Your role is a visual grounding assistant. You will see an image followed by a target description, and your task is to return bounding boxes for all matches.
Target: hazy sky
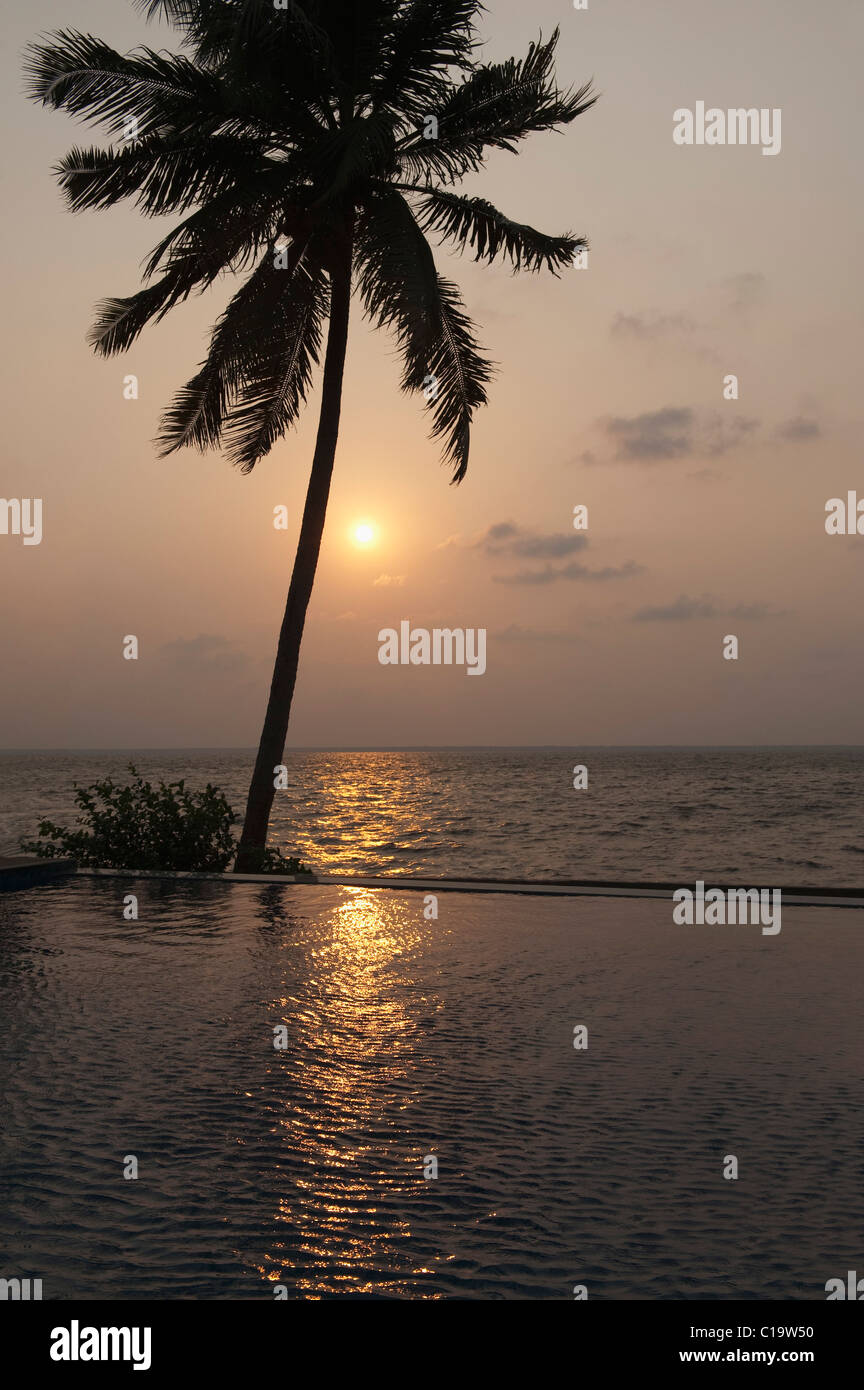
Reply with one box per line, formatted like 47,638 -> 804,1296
2,0 -> 863,748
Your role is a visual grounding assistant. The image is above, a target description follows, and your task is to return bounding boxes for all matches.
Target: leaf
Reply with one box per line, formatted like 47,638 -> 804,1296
414,187 -> 586,272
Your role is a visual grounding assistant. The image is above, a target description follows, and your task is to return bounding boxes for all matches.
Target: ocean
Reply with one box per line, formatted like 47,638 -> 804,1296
1,746 -> 863,885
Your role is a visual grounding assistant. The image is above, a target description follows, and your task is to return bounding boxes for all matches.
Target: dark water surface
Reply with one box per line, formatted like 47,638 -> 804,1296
1,747 -> 863,884
0,878 -> 861,1299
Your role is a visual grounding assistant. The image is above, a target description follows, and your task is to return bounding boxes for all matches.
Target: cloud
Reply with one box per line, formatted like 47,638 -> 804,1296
467,521 -> 641,586
611,311 -> 698,340
702,412 -> 760,456
723,272 -> 766,311
597,407 -> 760,464
373,573 -> 405,587
492,623 -> 585,643
775,416 -> 821,442
606,408 -> 694,461
634,595 -> 787,622
476,522 -> 589,559
509,535 -> 590,559
634,595 -> 718,621
470,520 -> 642,585
480,521 -> 520,545
495,560 -> 644,586
158,634 -> 248,671
484,524 -> 587,558
728,602 -> 788,620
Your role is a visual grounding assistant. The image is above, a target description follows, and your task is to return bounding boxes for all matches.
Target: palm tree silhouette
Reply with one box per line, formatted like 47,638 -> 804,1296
26,0 -> 596,872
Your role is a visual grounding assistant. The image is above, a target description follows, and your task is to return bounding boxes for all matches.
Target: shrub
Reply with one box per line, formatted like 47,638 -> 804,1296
22,764 -> 239,872
236,845 -> 312,876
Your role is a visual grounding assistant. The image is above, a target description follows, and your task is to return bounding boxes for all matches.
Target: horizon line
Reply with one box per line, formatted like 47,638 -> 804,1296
2,744 -> 864,754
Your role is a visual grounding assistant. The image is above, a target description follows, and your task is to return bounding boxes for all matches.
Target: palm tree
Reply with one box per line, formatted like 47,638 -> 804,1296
26,0 -> 596,872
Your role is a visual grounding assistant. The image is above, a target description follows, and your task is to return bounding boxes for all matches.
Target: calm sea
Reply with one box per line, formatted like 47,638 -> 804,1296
1,747 -> 863,885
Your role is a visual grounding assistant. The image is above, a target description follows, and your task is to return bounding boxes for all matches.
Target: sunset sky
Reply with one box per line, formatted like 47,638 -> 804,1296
2,0 -> 862,748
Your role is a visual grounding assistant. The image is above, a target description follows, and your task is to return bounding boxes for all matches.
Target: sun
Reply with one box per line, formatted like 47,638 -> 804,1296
353,522 -> 375,545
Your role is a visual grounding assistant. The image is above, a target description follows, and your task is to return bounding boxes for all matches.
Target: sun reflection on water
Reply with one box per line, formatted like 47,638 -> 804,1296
249,888 -> 446,1297
267,753 -> 449,877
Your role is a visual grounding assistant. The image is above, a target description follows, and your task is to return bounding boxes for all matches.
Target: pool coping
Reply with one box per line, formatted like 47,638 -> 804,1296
0,856 -> 77,891
69,867 -> 864,909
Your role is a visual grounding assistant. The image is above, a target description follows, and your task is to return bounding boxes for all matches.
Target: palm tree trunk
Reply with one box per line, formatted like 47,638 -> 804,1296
234,235 -> 352,872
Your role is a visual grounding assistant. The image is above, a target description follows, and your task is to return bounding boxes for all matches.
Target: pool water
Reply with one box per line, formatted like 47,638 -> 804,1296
0,878 -> 861,1299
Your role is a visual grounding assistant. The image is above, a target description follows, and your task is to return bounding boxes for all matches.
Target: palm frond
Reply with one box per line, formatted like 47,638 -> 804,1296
140,177 -> 290,282
26,30 -> 225,137
355,186 -> 441,345
356,189 -> 493,479
156,241 -> 310,455
413,187 -> 586,273
133,0 -> 199,25
54,135 -> 275,216
223,249 -> 330,471
368,0 -> 477,122
398,29 -> 596,183
321,0 -> 404,111
189,0 -> 336,87
87,273 -> 195,356
90,181 -> 293,354
421,275 -> 494,481
182,2 -> 339,134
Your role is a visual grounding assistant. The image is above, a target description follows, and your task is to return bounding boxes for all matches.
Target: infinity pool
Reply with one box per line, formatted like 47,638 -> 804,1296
0,878 -> 861,1299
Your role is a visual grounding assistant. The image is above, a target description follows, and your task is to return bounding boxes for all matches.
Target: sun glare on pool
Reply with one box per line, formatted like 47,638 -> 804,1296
353,523 -> 375,545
